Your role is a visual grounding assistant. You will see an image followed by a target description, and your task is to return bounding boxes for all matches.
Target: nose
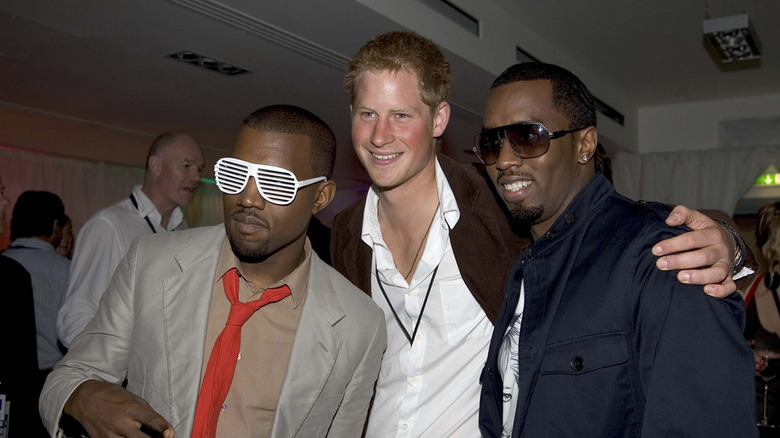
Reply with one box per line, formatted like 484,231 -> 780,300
370,116 -> 394,147
493,137 -> 523,171
236,176 -> 267,210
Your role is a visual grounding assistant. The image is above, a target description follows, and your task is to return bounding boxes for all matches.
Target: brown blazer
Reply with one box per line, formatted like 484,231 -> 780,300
330,154 -> 530,323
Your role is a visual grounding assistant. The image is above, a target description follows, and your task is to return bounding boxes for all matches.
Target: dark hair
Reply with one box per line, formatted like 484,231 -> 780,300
344,30 -> 453,114
242,105 -> 337,179
492,62 -> 596,130
755,202 -> 780,274
10,191 -> 66,240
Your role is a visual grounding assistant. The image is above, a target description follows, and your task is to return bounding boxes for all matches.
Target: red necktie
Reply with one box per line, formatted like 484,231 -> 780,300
192,268 -> 291,438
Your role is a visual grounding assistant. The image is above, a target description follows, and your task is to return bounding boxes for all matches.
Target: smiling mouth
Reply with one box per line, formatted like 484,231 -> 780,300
503,180 -> 532,192
371,152 -> 400,160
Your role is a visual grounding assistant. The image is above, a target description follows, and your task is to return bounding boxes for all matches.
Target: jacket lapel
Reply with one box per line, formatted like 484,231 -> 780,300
272,254 -> 344,437
340,198 -> 373,295
163,225 -> 224,432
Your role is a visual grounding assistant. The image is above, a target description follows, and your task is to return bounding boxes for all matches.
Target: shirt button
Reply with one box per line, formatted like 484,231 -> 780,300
221,403 -> 227,412
237,352 -> 242,361
570,355 -> 584,371
415,334 -> 422,341
410,379 -> 418,387
564,213 -> 576,224
401,423 -> 408,430
546,230 -> 556,240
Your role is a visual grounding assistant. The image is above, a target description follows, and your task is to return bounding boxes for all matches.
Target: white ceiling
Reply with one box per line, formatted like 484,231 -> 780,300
1,0 -> 778,192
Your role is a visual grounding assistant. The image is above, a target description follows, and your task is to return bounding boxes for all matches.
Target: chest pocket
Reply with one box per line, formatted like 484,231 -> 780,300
540,332 -> 628,375
440,278 -> 493,345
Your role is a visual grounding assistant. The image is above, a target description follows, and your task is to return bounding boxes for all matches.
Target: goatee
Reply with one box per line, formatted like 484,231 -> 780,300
509,204 -> 543,226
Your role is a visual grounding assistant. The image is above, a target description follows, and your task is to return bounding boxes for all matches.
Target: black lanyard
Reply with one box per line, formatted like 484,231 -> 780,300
129,193 -> 158,234
376,264 -> 439,346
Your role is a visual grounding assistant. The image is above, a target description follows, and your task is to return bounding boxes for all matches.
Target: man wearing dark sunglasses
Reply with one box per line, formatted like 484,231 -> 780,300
478,63 -> 756,437
40,105 -> 386,438
331,31 -> 753,437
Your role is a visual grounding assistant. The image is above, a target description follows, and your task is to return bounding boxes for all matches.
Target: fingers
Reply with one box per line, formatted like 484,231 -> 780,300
655,245 -> 734,297
652,227 -> 726,258
65,380 -> 173,438
138,411 -> 174,438
702,277 -> 736,297
664,205 -> 691,227
664,205 -> 716,230
671,264 -> 734,297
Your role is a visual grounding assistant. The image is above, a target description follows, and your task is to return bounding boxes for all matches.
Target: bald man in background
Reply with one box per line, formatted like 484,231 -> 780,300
57,131 -> 205,347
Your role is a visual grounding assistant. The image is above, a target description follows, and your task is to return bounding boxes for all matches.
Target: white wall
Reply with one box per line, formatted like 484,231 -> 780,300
638,92 -> 780,153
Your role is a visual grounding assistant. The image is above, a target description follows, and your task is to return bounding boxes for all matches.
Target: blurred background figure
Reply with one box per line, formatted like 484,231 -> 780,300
744,201 -> 780,433
0,184 -> 50,437
55,215 -> 74,260
57,131 -> 204,348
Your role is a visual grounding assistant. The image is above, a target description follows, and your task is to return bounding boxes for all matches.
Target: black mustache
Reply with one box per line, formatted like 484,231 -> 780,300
495,170 -> 533,183
229,208 -> 269,227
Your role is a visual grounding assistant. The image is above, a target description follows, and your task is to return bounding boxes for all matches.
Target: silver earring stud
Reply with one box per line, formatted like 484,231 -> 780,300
583,155 -> 588,161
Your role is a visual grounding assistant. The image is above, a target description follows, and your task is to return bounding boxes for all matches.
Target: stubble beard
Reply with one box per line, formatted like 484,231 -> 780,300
225,221 -> 270,263
508,203 -> 543,226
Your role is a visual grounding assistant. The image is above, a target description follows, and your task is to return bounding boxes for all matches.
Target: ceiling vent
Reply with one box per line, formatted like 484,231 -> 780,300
166,51 -> 250,76
419,0 -> 479,36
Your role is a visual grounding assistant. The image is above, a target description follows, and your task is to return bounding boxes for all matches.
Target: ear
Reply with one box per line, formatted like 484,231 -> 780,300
576,126 -> 598,165
312,179 -> 336,214
148,155 -> 163,176
432,101 -> 450,138
48,220 -> 63,246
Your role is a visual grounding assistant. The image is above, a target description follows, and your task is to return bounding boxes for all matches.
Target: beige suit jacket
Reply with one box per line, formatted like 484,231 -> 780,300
40,225 -> 386,437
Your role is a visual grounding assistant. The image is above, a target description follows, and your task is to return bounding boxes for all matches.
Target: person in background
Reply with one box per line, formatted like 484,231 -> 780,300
40,105 -> 386,438
3,191 -> 69,372
744,202 -> 780,429
57,131 -> 204,347
330,30 -> 752,437
1,189 -> 65,437
477,62 -> 755,437
55,215 -> 74,260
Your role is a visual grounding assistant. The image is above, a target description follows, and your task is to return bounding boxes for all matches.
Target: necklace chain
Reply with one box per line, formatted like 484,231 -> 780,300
403,200 -> 440,280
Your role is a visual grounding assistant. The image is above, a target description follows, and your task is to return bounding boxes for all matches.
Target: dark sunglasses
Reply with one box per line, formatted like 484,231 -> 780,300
473,122 -> 586,165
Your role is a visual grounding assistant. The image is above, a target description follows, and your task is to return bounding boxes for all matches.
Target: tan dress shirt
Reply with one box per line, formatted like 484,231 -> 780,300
200,237 -> 310,437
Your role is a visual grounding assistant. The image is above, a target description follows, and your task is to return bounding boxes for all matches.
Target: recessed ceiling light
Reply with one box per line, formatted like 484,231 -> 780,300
166,51 -> 250,76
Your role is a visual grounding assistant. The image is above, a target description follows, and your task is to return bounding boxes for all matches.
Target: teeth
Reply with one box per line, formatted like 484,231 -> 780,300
372,152 -> 400,160
503,180 -> 532,191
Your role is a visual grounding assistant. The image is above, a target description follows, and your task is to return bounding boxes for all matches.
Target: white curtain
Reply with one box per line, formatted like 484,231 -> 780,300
612,145 -> 780,216
0,146 -> 222,250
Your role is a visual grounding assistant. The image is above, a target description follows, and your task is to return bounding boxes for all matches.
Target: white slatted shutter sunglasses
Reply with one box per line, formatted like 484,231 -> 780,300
214,157 -> 326,205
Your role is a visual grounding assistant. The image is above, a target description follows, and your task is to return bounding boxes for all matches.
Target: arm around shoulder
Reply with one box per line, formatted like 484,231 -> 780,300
636,225 -> 756,436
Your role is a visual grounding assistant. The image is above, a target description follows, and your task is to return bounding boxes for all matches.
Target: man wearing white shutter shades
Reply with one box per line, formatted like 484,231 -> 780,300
40,105 -> 385,438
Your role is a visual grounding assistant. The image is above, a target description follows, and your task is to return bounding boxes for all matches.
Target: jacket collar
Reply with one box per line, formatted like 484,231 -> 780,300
526,173 -> 613,257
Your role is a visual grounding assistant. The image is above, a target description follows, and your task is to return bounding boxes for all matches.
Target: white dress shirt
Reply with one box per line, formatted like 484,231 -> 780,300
363,159 -> 494,437
57,185 -> 186,346
3,237 -> 70,369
